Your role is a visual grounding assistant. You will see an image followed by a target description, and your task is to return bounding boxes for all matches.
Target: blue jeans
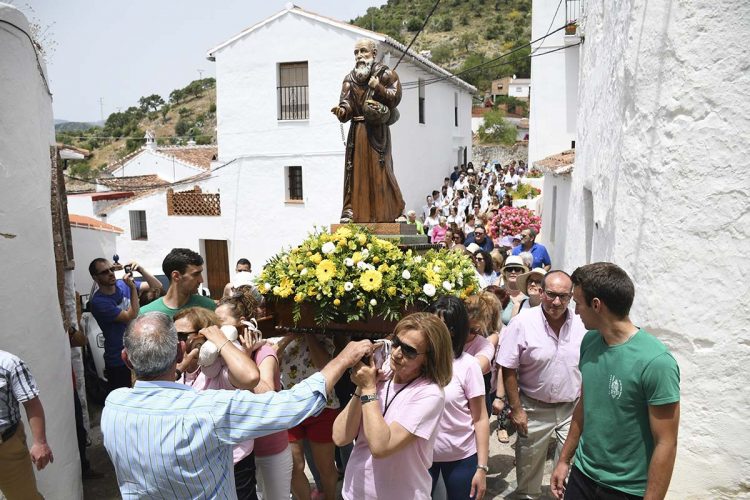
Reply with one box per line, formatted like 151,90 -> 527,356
429,453 -> 478,499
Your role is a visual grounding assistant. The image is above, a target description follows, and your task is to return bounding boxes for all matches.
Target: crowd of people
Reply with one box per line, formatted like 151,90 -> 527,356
1,214 -> 680,499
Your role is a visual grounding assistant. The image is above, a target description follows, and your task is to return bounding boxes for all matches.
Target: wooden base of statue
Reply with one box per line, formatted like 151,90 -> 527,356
330,222 -> 436,251
257,300 -> 418,339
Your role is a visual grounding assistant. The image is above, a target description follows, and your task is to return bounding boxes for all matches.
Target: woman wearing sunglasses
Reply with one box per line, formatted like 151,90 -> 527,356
333,313 -> 453,500
173,306 -> 262,499
500,256 -> 529,326
427,297 -> 490,500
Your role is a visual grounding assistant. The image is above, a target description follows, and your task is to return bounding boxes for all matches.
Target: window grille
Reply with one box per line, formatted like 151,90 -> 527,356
418,79 -> 425,124
286,166 -> 303,200
278,62 -> 309,120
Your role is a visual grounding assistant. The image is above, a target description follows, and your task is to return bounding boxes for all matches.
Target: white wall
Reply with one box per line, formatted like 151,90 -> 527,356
110,149 -> 203,182
66,194 -> 96,217
70,226 -> 118,296
528,0 -> 578,164
0,4 -> 81,498
212,9 -> 472,216
562,0 -> 750,496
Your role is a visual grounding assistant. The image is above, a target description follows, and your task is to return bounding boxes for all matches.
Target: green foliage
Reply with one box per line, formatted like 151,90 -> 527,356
125,128 -> 144,153
138,94 -> 165,113
512,182 -> 541,200
175,118 -> 192,137
209,102 -> 217,114
406,17 -> 422,31
178,107 -> 193,118
478,109 -> 516,145
494,95 -> 529,116
430,43 -> 453,64
432,16 -> 453,32
195,135 -> 213,145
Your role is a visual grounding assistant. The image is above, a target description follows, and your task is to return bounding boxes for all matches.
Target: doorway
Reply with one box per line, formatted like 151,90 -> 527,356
203,239 -> 229,299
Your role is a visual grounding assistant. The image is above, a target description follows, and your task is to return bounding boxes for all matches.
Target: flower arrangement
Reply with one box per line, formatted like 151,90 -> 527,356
257,225 -> 478,326
512,183 -> 542,200
489,206 -> 542,239
525,169 -> 544,178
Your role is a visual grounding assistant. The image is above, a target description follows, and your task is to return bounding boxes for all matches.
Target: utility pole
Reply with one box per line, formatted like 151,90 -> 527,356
197,69 -> 204,80
98,97 -> 104,122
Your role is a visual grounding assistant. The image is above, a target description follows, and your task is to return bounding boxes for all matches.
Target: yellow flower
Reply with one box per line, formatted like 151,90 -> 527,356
352,251 -> 362,263
357,233 -> 367,245
348,241 -> 357,250
356,299 -> 365,308
315,259 -> 336,283
335,227 -> 352,238
297,264 -> 304,270
337,239 -> 348,247
378,263 -> 389,273
310,253 -> 322,265
359,269 -> 383,291
294,293 -> 305,303
333,298 -> 341,306
372,256 -> 381,264
387,286 -> 397,297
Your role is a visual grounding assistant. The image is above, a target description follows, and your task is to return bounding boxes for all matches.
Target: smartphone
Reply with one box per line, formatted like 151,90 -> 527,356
124,264 -> 132,275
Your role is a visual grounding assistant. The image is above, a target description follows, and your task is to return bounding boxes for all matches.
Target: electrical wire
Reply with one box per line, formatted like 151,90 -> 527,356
529,0 -> 564,56
393,0 -> 442,71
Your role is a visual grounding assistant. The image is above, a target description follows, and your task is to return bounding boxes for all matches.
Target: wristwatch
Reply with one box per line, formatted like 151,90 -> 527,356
476,464 -> 489,472
360,394 -> 378,405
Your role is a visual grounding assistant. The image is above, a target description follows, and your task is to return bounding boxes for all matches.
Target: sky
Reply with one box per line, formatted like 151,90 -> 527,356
18,1 -> 385,122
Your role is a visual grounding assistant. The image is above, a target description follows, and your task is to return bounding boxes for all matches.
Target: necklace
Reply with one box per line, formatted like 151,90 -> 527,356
382,377 -> 417,417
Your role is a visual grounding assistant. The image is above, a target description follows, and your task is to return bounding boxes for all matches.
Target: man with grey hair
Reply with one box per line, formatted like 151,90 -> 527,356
406,209 -> 424,235
102,312 -> 374,498
332,38 -> 404,223
512,227 -> 551,271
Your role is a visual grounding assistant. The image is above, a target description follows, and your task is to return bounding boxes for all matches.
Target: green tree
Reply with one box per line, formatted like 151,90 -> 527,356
430,43 -> 453,64
169,88 -> 185,104
138,94 -> 165,113
477,109 -> 517,145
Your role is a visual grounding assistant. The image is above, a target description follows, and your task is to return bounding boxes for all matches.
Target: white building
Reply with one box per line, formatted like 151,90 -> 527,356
68,215 -> 122,296
1,4 -> 81,498
540,0 -> 750,496
89,5 -> 475,293
527,0 -> 580,165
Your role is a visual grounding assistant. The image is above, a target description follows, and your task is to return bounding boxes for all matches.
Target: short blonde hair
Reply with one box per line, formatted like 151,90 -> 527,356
393,313 -> 453,387
173,307 -> 221,330
479,291 -> 502,333
464,295 -> 494,336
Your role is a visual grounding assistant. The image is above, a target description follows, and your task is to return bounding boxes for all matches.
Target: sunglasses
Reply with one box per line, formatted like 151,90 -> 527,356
505,267 -> 524,274
392,336 -> 428,360
527,279 -> 542,287
177,330 -> 199,342
543,290 -> 572,302
96,267 -> 116,276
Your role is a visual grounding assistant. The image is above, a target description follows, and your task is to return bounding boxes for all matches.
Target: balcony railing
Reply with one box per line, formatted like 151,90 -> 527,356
566,0 -> 584,34
278,85 -> 309,120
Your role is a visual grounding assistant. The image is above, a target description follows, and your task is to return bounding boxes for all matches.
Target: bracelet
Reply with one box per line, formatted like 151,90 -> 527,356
217,339 -> 231,354
476,464 -> 489,472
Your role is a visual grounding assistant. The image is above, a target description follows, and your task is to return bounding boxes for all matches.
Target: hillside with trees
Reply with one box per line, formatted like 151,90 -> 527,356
56,78 -> 217,179
352,0 -> 532,91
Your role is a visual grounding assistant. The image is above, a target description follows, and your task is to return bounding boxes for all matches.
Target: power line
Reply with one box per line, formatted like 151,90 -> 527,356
400,23 -> 572,89
530,0 -> 564,56
393,0 -> 442,71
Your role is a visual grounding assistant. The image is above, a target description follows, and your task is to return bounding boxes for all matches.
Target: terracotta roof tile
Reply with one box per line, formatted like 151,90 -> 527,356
68,214 -> 124,234
155,145 -> 217,170
533,150 -> 575,175
98,174 -> 169,190
64,175 -> 97,194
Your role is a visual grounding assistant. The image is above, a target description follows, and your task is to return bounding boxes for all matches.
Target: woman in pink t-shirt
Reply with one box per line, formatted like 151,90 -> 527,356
173,306 -> 261,500
428,297 -> 490,499
216,289 -> 293,500
333,313 -> 453,500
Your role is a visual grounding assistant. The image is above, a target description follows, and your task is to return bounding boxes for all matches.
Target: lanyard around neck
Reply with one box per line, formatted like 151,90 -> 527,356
382,377 -> 417,417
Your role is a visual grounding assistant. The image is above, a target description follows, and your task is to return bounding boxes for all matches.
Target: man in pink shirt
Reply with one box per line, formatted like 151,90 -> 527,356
495,271 -> 586,499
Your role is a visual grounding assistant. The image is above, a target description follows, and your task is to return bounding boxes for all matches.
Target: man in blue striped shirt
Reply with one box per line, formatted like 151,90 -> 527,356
102,312 -> 374,499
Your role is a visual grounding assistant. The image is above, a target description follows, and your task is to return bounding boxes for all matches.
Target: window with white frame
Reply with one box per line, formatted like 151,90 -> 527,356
129,210 -> 148,240
278,62 -> 309,120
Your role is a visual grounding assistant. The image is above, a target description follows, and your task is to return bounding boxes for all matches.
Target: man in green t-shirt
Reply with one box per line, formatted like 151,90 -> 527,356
551,262 -> 680,500
139,248 -> 216,318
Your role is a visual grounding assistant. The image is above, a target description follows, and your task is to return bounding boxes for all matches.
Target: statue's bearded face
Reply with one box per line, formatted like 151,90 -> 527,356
353,42 -> 375,81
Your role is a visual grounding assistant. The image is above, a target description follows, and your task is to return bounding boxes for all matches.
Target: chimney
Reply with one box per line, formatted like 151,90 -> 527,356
144,130 -> 156,150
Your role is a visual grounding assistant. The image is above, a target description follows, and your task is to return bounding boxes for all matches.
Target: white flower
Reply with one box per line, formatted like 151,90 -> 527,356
423,283 -> 436,297
321,242 -> 336,255
433,265 -> 442,273
344,258 -> 354,267
344,282 -> 354,291
300,268 -> 308,276
442,281 -> 453,291
365,263 -> 375,271
370,299 -> 377,306
402,270 -> 411,279
361,248 -> 369,258
414,256 -> 423,263
263,283 -> 271,291
357,261 -> 367,270
457,275 -> 464,286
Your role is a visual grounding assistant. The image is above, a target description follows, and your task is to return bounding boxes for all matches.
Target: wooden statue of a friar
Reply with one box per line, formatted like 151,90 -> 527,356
331,38 -> 405,223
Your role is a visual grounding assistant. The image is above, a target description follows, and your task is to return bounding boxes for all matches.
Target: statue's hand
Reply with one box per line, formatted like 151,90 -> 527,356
331,106 -> 345,120
368,76 -> 379,89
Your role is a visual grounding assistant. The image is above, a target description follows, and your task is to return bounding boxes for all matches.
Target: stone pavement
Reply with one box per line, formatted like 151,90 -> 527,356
83,405 -> 555,499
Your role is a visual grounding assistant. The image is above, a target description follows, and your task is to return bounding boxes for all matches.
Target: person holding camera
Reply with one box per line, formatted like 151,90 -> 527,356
88,258 -> 162,390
